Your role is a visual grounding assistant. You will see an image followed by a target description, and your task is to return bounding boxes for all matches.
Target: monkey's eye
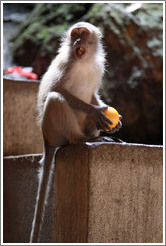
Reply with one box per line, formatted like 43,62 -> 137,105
81,31 -> 87,37
71,32 -> 78,38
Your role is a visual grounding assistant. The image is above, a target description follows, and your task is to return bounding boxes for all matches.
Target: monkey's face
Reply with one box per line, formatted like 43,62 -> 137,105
70,27 -> 91,59
70,24 -> 98,59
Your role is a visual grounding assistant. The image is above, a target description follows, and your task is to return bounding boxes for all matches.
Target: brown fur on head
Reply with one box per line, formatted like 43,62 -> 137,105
61,22 -> 103,60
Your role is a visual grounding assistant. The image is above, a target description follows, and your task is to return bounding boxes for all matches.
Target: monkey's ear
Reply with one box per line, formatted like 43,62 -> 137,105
96,27 -> 103,40
61,31 -> 68,42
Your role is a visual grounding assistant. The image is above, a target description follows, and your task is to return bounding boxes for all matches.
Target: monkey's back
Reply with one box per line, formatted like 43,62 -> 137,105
37,54 -> 68,122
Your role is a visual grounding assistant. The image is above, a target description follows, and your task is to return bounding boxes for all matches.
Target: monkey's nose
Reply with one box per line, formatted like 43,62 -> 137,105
74,38 -> 81,46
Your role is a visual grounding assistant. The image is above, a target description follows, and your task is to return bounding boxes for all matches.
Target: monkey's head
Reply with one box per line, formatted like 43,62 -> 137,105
67,22 -> 103,59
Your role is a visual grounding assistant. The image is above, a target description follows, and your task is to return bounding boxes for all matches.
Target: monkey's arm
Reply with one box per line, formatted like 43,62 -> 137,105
91,93 -> 107,107
55,86 -> 112,131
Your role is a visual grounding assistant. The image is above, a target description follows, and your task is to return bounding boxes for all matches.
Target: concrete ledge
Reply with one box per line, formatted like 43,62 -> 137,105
3,77 -> 43,155
54,142 -> 163,243
3,154 -> 54,243
3,142 -> 163,243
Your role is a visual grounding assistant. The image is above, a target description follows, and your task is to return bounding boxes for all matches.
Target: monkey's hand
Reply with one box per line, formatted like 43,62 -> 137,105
101,115 -> 122,134
110,116 -> 122,133
92,105 -> 113,131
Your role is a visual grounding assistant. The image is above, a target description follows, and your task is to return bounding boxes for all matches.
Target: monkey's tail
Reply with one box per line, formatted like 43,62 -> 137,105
30,141 -> 55,243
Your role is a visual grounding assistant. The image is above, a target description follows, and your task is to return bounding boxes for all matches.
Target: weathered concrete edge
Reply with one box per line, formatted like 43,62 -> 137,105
3,76 -> 40,84
3,142 -> 163,159
3,153 -> 42,159
83,141 -> 163,149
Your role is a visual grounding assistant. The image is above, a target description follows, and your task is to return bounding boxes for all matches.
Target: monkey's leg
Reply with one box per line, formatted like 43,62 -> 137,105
99,133 -> 124,143
83,114 -> 100,137
42,92 -> 85,146
30,141 -> 55,243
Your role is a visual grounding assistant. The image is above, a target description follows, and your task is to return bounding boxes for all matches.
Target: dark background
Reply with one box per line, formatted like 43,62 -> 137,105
3,2 -> 163,145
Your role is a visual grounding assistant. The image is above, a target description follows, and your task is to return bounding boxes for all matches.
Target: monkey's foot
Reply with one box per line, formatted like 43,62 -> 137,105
78,135 -> 123,144
100,131 -> 124,143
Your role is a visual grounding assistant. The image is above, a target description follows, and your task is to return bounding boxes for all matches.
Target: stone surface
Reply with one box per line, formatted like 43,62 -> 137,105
3,142 -> 163,243
54,142 -> 163,243
3,77 -> 43,155
87,143 -> 163,243
3,154 -> 54,243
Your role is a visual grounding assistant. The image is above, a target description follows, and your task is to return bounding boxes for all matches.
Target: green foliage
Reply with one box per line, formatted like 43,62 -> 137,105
12,3 -> 91,56
135,3 -> 163,29
12,2 -> 163,79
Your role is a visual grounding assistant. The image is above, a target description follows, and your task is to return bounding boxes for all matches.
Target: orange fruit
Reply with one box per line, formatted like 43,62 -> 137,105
104,107 -> 120,131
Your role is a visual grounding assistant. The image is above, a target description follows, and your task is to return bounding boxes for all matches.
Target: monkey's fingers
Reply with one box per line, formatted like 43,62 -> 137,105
104,127 -> 118,134
96,120 -> 102,130
119,115 -> 122,120
110,120 -> 122,133
116,120 -> 122,129
110,128 -> 119,133
96,106 -> 113,125
96,118 -> 107,131
101,119 -> 122,133
102,113 -> 113,126
99,117 -> 112,131
95,117 -> 110,131
100,106 -> 108,112
102,120 -> 112,131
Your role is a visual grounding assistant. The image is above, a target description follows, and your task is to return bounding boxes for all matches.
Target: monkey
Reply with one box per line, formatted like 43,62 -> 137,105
30,22 -> 122,243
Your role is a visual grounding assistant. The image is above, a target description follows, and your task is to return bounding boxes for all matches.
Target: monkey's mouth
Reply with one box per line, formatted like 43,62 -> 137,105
75,47 -> 86,58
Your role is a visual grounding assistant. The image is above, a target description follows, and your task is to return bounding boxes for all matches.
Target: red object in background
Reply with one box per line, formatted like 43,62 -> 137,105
5,66 -> 38,80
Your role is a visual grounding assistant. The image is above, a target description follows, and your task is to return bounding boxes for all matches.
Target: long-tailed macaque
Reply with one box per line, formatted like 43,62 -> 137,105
30,22 -> 121,243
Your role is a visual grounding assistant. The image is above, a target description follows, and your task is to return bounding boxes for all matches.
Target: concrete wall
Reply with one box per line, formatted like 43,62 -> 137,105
3,142 -> 163,243
54,142 -> 163,243
3,154 -> 54,243
3,77 -> 43,155
87,143 -> 163,243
